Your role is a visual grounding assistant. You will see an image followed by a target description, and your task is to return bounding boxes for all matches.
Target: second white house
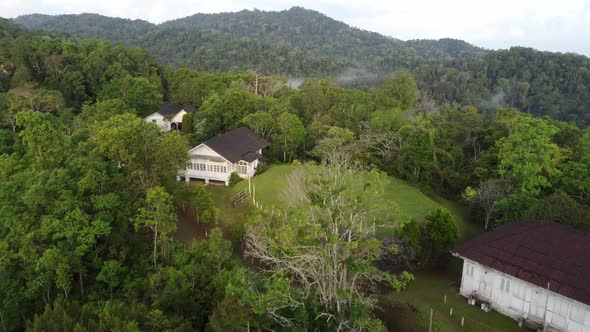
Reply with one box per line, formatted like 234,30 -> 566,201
143,103 -> 197,131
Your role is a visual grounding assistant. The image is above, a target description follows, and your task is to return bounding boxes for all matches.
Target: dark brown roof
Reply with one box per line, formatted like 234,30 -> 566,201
204,127 -> 269,163
453,221 -> 590,306
184,105 -> 198,113
157,103 -> 182,116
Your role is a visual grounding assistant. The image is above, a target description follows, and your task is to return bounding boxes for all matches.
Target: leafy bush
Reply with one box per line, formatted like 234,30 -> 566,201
374,237 -> 417,274
395,218 -> 421,253
254,162 -> 270,175
525,192 -> 590,229
420,208 -> 459,265
200,208 -> 217,224
229,172 -> 242,186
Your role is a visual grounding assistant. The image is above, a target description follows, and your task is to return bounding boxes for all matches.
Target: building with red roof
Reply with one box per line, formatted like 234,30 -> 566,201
452,221 -> 590,331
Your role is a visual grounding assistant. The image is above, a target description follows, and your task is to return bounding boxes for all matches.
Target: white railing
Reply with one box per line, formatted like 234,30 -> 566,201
184,169 -> 230,181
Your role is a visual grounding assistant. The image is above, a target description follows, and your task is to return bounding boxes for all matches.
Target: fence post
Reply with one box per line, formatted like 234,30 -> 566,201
444,294 -> 447,304
450,308 -> 453,316
461,316 -> 464,327
429,308 -> 433,332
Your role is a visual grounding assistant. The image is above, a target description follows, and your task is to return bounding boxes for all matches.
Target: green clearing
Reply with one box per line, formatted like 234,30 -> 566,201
208,186 -> 253,243
381,270 -> 522,332
186,165 -> 499,330
232,164 -> 481,239
177,165 -> 481,243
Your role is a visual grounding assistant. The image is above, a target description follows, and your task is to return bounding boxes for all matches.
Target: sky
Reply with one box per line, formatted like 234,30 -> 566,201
2,0 -> 589,56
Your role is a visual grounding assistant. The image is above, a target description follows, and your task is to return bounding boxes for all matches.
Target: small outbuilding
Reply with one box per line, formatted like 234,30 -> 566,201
143,103 -> 197,131
452,221 -> 590,332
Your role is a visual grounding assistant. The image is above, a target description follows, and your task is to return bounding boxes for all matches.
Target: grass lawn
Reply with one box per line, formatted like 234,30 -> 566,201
233,164 -> 483,239
233,164 -> 296,210
175,165 -> 514,331
381,270 -> 522,332
174,184 -> 252,253
208,186 -> 253,244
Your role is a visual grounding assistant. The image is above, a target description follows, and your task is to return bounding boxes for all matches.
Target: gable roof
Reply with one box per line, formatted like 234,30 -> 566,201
203,127 -> 269,163
452,221 -> 590,306
184,105 -> 198,113
157,103 -> 183,116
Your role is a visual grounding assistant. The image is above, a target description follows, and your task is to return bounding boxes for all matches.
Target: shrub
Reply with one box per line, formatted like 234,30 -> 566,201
525,192 -> 590,229
374,237 -> 417,274
395,218 -> 420,253
200,209 -> 213,224
421,208 -> 458,265
229,172 -> 242,186
254,162 -> 269,175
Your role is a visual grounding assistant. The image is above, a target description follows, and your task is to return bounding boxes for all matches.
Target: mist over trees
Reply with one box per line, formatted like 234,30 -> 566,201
13,8 -> 590,127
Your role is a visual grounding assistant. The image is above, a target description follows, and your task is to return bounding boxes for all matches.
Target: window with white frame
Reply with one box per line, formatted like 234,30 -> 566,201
500,277 -> 511,293
236,161 -> 248,175
548,295 -> 568,319
512,280 -> 524,299
570,305 -> 585,324
465,263 -> 475,277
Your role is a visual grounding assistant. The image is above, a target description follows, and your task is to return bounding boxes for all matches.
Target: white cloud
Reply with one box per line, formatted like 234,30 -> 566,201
2,0 -> 589,56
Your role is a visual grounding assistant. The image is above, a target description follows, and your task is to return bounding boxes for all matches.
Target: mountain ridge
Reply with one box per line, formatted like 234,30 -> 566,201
13,8 -> 487,76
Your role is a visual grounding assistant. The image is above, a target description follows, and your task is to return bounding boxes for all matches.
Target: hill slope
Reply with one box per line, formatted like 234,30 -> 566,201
11,9 -> 590,126
14,8 -> 486,75
232,165 -> 478,239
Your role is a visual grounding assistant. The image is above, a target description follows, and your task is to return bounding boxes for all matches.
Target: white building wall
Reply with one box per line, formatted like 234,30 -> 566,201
144,110 -> 189,131
144,112 -> 171,131
181,144 -> 262,185
170,110 -> 187,123
459,259 -> 590,332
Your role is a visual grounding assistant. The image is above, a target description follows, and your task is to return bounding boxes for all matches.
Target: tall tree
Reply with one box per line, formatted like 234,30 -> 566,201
464,179 -> 512,230
134,186 -> 177,270
274,112 -> 304,162
496,116 -> 564,195
243,159 -> 410,330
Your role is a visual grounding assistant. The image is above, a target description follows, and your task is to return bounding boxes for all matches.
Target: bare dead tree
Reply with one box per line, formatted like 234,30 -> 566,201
279,165 -> 309,207
416,95 -> 440,115
357,122 -> 404,162
467,179 -> 512,231
244,159 -> 408,331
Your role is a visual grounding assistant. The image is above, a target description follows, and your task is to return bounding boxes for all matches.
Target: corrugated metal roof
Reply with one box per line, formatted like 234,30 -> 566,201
453,221 -> 590,306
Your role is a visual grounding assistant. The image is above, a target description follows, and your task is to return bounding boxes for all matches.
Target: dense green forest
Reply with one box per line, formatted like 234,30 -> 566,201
2,15 -> 590,331
13,7 -> 590,127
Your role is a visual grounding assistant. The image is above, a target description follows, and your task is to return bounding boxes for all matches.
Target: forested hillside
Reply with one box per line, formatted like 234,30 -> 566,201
3,15 -> 590,331
12,8 -> 590,127
15,8 -> 486,74
5,12 -> 590,331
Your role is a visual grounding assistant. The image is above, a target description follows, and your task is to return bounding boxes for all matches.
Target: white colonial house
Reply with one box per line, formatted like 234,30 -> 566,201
143,103 -> 197,131
178,127 -> 270,185
452,221 -> 590,332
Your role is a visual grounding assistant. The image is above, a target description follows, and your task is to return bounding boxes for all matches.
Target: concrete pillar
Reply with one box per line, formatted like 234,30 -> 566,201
176,176 -> 181,182
184,175 -> 189,182
205,178 -> 210,185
